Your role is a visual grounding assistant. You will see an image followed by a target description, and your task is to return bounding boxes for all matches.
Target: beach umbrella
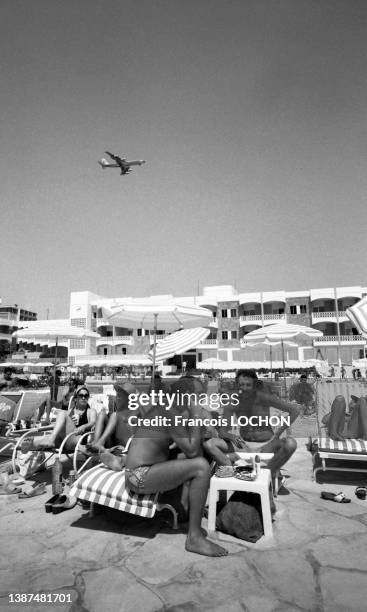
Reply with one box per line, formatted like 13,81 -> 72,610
149,327 -> 210,362
13,320 -> 99,397
102,300 -> 212,380
244,323 -> 323,389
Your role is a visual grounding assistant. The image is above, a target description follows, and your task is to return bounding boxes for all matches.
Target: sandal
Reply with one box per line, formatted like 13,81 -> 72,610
18,482 -> 47,499
321,491 -> 351,503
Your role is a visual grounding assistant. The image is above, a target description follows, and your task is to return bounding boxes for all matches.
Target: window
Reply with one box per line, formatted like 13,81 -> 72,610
290,305 -> 297,315
230,309 -> 237,318
69,339 -> 86,349
221,309 -> 228,318
300,304 -> 307,314
231,331 -> 237,339
137,329 -> 142,336
103,348 -> 108,356
198,353 -> 202,362
213,311 -> 217,319
70,318 -> 87,328
222,331 -> 228,340
122,347 -> 126,355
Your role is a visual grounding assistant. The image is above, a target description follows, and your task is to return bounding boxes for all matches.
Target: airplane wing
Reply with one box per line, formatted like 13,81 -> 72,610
105,151 -> 125,165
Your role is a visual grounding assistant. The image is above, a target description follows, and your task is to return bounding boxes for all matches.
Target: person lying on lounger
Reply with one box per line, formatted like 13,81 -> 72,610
101,376 -> 228,558
322,394 -> 367,441
22,386 -> 97,452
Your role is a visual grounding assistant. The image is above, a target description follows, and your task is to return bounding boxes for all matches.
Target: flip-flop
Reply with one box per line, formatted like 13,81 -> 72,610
20,438 -> 35,453
0,485 -> 22,495
18,482 -> 47,499
355,486 -> 367,500
321,491 -> 351,503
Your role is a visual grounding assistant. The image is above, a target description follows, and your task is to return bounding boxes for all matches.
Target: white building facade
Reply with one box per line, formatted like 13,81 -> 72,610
63,285 -> 367,368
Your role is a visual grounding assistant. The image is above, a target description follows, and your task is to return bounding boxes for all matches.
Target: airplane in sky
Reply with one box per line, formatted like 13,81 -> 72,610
98,151 -> 146,175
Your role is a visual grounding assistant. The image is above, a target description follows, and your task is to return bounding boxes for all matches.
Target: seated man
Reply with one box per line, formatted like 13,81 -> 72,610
87,381 -> 138,455
323,394 -> 367,440
102,375 -> 227,557
22,386 -> 97,452
220,369 -> 300,486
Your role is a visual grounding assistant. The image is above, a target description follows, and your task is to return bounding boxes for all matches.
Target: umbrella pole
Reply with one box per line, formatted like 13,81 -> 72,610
151,313 -> 158,383
53,336 -> 58,402
281,339 -> 287,397
270,345 -> 273,380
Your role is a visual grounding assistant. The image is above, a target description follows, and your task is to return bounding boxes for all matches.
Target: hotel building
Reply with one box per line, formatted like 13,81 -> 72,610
58,285 -> 367,368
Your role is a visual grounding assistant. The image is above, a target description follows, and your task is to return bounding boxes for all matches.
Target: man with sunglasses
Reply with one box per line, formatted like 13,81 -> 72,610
22,387 -> 97,452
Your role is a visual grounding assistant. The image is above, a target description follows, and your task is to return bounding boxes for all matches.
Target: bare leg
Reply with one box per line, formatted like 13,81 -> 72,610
347,398 -> 367,439
88,412 -> 110,451
327,396 -> 347,440
130,457 -> 227,557
259,437 -> 297,475
33,412 -> 72,448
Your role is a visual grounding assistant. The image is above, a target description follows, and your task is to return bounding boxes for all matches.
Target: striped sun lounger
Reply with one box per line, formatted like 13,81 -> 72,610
69,464 -> 178,526
312,437 -> 367,478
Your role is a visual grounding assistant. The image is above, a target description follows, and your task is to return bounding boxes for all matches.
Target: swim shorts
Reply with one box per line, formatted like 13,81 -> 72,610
125,466 -> 151,491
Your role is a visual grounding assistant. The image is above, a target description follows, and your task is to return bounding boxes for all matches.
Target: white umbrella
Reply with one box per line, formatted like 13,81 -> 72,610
13,320 -> 99,397
149,327 -> 210,362
102,300 -> 212,380
244,323 -> 323,387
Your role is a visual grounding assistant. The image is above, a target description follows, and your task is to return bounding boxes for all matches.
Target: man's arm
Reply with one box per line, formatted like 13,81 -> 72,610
258,390 -> 300,437
218,405 -> 248,448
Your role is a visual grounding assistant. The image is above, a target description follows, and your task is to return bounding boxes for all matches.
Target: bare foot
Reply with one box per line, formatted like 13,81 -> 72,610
100,452 -> 125,471
185,534 -> 228,557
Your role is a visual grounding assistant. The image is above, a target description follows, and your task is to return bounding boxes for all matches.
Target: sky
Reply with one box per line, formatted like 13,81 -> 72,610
1,0 -> 367,319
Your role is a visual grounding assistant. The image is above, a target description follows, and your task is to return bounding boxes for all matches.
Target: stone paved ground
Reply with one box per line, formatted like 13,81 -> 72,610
1,439 -> 367,612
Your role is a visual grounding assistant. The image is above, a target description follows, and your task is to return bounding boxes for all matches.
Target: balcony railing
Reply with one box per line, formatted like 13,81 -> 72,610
96,336 -> 133,345
311,311 -> 347,320
199,339 -> 218,345
240,313 -> 286,323
314,335 -> 365,343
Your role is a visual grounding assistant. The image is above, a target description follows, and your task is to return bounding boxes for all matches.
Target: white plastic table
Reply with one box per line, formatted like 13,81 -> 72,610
207,468 -> 273,538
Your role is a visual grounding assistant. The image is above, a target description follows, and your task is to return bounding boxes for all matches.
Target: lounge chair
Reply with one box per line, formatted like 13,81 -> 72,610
0,390 -> 51,466
311,380 -> 367,478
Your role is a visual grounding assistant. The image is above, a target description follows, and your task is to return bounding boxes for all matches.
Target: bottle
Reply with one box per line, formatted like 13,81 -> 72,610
254,455 -> 261,478
68,470 -> 76,486
52,458 -> 63,495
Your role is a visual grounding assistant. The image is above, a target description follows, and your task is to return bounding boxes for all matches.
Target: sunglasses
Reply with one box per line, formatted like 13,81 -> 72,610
77,393 -> 89,399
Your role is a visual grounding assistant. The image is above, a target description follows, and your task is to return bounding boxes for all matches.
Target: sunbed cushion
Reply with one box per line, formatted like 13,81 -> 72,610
69,464 -> 158,518
316,437 -> 367,454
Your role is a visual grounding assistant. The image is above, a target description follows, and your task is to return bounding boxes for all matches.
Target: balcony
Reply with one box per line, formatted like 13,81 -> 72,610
311,311 -> 348,323
314,335 -> 365,345
240,313 -> 286,326
197,338 -> 218,348
96,336 -> 133,346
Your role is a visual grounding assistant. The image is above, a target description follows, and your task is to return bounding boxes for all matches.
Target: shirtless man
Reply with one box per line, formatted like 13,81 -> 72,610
220,370 -> 299,482
323,394 -> 367,440
102,376 -> 228,557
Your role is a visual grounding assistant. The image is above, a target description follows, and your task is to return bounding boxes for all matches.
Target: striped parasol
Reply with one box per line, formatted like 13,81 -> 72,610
149,327 -> 210,362
346,296 -> 367,338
